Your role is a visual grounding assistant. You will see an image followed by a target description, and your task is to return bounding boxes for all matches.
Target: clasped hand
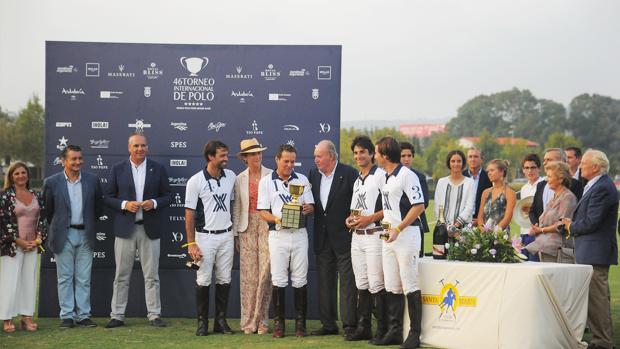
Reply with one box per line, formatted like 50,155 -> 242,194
125,200 -> 154,213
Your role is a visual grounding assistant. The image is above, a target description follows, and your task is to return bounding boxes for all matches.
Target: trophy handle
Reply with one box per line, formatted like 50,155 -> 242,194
201,57 -> 209,69
180,57 -> 188,69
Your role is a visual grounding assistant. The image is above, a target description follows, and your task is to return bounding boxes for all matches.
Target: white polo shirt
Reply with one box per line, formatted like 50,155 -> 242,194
380,164 -> 424,227
185,168 -> 236,230
350,165 -> 385,229
257,171 -> 314,230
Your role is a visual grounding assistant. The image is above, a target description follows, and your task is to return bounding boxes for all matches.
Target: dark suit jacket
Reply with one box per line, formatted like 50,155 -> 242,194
43,171 -> 103,254
462,168 -> 492,218
104,159 -> 172,240
570,174 -> 618,265
309,163 -> 358,255
528,178 -> 584,225
411,167 -> 429,233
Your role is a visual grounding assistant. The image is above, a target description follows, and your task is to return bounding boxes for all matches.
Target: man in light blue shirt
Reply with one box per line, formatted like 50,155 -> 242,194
43,145 -> 103,328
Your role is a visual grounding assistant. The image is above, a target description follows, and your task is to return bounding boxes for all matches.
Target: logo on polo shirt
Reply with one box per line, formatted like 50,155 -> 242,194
382,191 -> 392,210
355,193 -> 368,210
213,193 -> 228,212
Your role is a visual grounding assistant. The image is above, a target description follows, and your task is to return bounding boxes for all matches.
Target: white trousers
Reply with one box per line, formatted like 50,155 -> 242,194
268,228 -> 308,288
351,233 -> 384,294
382,226 -> 421,295
196,231 -> 234,286
0,248 -> 38,319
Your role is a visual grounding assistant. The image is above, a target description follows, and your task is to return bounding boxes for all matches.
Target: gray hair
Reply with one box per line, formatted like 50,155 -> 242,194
468,147 -> 483,159
317,140 -> 338,160
584,149 -> 610,174
544,148 -> 567,162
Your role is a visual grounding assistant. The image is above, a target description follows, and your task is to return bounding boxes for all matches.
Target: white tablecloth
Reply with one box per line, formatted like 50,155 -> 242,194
403,258 -> 593,349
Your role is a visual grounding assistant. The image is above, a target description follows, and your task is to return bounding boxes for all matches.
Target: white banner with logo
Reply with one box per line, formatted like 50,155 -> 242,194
405,258 -> 592,349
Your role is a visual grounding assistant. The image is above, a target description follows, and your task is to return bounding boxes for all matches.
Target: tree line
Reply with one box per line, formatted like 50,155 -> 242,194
1,89 -> 618,179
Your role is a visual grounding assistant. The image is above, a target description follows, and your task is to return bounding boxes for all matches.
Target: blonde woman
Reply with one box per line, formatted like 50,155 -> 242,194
478,159 -> 516,231
232,138 -> 273,334
0,162 -> 47,332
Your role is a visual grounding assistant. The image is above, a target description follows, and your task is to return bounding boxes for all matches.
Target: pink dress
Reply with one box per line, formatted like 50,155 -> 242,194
15,196 -> 40,242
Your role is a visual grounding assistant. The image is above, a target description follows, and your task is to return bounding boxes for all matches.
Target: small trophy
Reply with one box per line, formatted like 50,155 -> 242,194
380,220 -> 391,241
281,184 -> 306,229
349,209 -> 362,232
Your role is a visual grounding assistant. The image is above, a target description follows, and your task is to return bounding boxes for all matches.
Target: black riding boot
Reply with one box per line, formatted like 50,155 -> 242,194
195,285 -> 209,336
400,291 -> 422,348
373,291 -> 404,346
368,289 -> 387,344
272,286 -> 286,338
346,289 -> 372,341
213,283 -> 233,334
294,286 -> 307,337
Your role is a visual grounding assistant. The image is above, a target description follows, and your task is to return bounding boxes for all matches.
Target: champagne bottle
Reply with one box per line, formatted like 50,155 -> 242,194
433,204 -> 448,259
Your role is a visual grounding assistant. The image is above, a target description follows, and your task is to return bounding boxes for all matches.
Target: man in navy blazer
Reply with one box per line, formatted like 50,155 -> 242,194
561,150 -> 618,349
308,140 -> 359,336
104,133 -> 172,328
43,145 -> 103,328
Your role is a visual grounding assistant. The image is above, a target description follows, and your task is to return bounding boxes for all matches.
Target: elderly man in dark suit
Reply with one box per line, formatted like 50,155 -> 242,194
462,147 -> 491,225
104,133 -> 172,328
43,145 -> 103,328
309,140 -> 358,337
561,149 -> 618,349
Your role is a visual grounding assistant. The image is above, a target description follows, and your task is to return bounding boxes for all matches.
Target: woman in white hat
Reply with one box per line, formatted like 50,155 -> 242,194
232,138 -> 273,334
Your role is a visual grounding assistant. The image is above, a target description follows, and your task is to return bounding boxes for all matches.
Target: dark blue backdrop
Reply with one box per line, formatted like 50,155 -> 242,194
42,41 -> 341,319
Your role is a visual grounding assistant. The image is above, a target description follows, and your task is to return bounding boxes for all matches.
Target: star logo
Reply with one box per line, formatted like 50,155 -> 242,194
57,136 -> 69,150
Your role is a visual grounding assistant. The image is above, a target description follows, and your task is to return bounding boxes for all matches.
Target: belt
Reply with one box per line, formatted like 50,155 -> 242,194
135,220 -> 144,225
69,224 -> 85,230
354,227 -> 383,235
200,226 -> 232,235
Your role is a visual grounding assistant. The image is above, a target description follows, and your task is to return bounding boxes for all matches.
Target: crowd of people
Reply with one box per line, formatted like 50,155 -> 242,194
0,134 -> 617,349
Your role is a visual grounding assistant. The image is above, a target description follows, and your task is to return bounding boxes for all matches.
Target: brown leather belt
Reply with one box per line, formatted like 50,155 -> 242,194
354,227 -> 383,235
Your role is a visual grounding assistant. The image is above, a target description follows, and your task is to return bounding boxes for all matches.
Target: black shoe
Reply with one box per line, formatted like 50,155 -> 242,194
346,289 -> 372,341
150,318 -> 167,327
60,318 -> 74,328
311,327 -> 339,336
400,291 -> 422,349
105,319 -> 125,328
76,318 -> 97,328
196,285 -> 209,336
213,283 -> 233,334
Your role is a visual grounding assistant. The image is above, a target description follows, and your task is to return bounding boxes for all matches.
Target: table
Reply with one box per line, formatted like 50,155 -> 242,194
403,258 -> 593,349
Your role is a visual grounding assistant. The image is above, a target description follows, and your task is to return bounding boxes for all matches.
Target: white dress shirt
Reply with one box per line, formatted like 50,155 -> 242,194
121,158 -> 156,221
319,163 -> 337,209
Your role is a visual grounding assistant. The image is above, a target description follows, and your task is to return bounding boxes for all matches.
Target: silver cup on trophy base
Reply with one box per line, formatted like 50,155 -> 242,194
281,184 -> 305,229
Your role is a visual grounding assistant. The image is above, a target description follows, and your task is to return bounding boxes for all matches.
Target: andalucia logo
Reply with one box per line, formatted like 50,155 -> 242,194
422,279 -> 477,321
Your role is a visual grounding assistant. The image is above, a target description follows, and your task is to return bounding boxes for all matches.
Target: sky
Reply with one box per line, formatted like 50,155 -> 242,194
1,0 -> 619,123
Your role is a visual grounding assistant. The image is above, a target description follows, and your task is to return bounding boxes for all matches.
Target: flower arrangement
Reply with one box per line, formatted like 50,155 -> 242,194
446,223 -> 525,263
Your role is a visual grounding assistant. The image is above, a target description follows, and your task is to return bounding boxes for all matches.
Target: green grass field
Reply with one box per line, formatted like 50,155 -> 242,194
1,202 -> 618,348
